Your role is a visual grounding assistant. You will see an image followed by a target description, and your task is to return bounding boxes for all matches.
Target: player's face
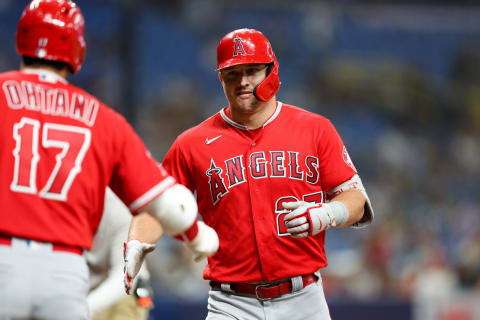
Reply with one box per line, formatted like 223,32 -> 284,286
220,63 -> 268,113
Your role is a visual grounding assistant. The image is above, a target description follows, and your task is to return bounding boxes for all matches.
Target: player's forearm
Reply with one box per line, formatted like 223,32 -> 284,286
329,189 -> 365,227
124,185 -> 218,293
128,211 -> 163,244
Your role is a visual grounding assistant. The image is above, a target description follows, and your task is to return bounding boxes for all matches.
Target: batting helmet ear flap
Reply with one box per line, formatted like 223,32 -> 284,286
253,61 -> 280,102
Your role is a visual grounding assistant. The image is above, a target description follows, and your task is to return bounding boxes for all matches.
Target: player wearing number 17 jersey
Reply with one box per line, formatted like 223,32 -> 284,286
0,1 -> 218,319
158,29 -> 375,319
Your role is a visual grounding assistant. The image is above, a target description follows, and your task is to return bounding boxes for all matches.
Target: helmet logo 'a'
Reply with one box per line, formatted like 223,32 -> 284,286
233,37 -> 247,56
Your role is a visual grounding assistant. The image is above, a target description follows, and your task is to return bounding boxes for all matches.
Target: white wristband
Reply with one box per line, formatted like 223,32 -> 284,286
328,201 -> 349,227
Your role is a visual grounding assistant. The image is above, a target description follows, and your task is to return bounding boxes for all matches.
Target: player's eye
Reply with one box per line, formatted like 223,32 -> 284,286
224,70 -> 239,79
249,65 -> 266,75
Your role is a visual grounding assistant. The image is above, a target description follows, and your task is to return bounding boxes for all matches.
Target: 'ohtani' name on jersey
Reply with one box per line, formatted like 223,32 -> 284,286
3,80 -> 99,127
206,151 -> 319,205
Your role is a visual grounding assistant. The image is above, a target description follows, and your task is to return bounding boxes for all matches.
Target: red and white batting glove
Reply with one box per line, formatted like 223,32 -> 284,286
123,240 -> 156,295
182,221 -> 219,262
282,201 -> 347,238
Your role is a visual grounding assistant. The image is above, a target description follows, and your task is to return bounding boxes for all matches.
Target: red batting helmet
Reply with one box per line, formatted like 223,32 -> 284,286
217,28 -> 280,102
16,0 -> 86,74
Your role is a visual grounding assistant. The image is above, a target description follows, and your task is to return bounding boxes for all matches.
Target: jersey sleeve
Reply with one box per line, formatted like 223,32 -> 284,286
109,117 -> 175,213
318,119 -> 357,193
161,138 -> 196,193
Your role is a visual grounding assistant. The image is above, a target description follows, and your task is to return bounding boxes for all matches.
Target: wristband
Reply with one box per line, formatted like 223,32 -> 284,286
328,201 -> 349,227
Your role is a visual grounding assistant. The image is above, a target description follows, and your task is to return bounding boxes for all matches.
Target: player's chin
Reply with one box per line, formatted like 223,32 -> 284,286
235,96 -> 254,107
238,95 -> 258,107
233,100 -> 252,111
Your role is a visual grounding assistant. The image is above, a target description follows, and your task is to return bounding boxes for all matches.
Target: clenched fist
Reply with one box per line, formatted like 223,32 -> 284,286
185,221 -> 219,262
282,201 -> 336,238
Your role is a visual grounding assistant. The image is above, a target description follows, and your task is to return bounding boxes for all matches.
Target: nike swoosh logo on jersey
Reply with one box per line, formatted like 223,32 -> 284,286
205,135 -> 223,145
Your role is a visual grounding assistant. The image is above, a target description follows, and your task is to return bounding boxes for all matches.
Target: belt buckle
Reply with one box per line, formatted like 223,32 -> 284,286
254,283 -> 272,301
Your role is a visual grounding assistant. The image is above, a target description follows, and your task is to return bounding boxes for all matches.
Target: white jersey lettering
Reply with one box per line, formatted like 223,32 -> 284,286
4,80 -> 99,126
207,152 -> 321,205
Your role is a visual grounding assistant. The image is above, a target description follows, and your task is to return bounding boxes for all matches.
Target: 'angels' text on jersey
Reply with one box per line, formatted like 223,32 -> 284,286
206,151 -> 319,205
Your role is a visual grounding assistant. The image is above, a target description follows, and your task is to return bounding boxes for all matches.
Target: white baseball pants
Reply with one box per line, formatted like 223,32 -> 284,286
0,238 -> 90,320
206,273 -> 331,320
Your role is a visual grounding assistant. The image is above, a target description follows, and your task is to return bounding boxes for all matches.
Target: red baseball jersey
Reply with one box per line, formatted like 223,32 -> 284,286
162,102 -> 357,282
0,69 -> 174,249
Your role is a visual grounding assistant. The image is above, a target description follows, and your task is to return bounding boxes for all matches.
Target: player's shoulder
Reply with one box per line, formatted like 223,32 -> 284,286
68,83 -> 127,126
0,70 -> 18,78
0,70 -> 24,83
280,102 -> 331,124
279,102 -> 337,136
64,81 -> 106,107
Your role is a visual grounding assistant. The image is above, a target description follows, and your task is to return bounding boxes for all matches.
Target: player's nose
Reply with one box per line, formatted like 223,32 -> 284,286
239,73 -> 252,87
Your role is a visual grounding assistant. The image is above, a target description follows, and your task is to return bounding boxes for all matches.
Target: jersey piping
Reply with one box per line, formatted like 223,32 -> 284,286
21,68 -> 68,84
129,176 -> 175,211
219,102 -> 283,130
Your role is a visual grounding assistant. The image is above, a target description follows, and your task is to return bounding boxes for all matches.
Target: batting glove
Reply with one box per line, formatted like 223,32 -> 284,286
185,221 -> 219,262
123,240 -> 156,295
282,201 -> 336,238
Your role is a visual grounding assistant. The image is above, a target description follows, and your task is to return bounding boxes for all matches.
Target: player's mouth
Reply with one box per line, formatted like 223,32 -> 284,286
237,90 -> 252,98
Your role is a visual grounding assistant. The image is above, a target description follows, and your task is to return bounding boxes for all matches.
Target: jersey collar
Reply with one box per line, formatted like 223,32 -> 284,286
220,101 -> 283,130
21,68 -> 68,84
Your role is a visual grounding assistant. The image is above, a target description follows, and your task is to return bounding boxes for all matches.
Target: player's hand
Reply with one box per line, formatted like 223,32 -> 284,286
282,201 -> 335,238
186,221 -> 219,262
123,240 -> 156,295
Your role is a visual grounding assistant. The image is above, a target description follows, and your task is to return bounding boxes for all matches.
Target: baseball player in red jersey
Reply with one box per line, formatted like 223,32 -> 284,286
127,28 -> 374,319
0,1 -> 218,319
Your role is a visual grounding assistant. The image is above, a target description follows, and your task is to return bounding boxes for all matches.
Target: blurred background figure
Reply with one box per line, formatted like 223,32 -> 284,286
87,189 -> 156,320
2,1 -> 479,319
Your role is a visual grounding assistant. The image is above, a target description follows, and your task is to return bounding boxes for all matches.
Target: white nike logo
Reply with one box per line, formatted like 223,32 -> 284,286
205,135 -> 223,145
